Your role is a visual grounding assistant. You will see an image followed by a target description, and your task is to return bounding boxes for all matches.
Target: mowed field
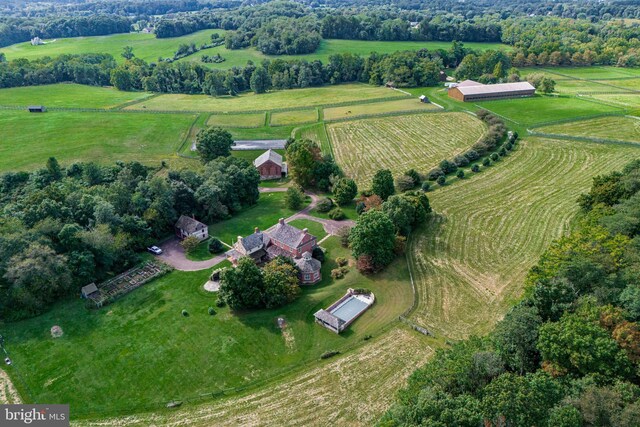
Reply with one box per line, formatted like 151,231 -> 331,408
536,115 -> 640,143
0,30 -> 223,63
3,236 -> 413,417
0,110 -> 195,171
323,98 -> 440,121
0,84 -> 153,109
126,84 -> 398,112
326,113 -> 485,186
207,113 -> 266,128
588,93 -> 640,108
407,137 -> 640,339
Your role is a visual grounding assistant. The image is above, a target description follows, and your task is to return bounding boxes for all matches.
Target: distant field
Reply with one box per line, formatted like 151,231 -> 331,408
0,110 -> 194,171
126,84 -> 396,112
323,98 -> 440,121
539,66 -> 640,80
207,113 -> 265,128
270,109 -> 318,126
0,30 -> 223,63
0,84 -> 152,109
476,95 -> 623,126
409,137 -> 640,338
553,79 -> 622,95
178,38 -> 510,70
588,94 -> 640,108
327,113 -> 485,186
596,78 -> 640,91
536,115 -> 640,143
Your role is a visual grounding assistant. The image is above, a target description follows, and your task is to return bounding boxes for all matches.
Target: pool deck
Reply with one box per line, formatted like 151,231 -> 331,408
314,289 -> 375,334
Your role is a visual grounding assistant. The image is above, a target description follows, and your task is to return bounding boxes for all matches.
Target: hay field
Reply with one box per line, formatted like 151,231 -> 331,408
207,113 -> 265,128
536,115 -> 640,143
270,109 -> 318,126
407,137 -> 640,339
323,98 -> 440,121
327,113 -> 485,187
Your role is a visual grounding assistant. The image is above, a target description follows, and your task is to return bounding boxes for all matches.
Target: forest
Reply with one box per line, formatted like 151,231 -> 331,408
381,159 -> 640,427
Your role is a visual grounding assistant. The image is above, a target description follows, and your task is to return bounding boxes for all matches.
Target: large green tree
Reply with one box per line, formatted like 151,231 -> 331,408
286,139 -> 321,188
332,178 -> 358,206
250,66 -> 271,94
219,257 -> 264,309
372,169 -> 395,201
349,209 -> 396,271
262,257 -> 300,308
493,304 -> 542,374
196,127 -> 235,163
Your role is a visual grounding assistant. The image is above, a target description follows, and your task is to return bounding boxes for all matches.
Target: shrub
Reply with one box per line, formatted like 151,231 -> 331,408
208,307 -> 216,315
421,182 -> 431,192
395,175 -> 416,192
356,254 -> 375,274
465,150 -> 480,162
215,299 -> 226,308
490,153 -> 499,162
180,235 -> 200,254
208,238 -> 224,254
505,142 -> 513,151
394,235 -> 406,254
335,257 -> 348,267
320,350 -> 340,359
328,208 -> 345,220
453,154 -> 470,167
483,158 -> 491,167
437,175 -> 446,186
404,169 -> 421,185
337,226 -> 350,247
312,246 -> 325,262
181,309 -> 189,317
353,288 -> 372,294
427,167 -> 444,181
355,201 -> 366,215
285,187 -> 304,210
331,267 -> 349,279
439,159 -> 457,174
471,164 -> 480,173
316,197 -> 333,213
364,334 -> 373,341
499,147 -> 507,156
457,170 -> 465,179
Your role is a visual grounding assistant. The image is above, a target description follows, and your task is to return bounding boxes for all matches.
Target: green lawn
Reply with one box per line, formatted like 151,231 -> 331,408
185,237 -> 220,262
0,30 -> 223,63
208,192 -> 309,245
207,113 -> 266,128
125,84 -> 398,112
0,110 -> 195,172
0,84 -> 152,109
536,115 -> 640,143
596,78 -> 640,91
270,109 -> 318,126
539,66 -> 640,80
475,95 -> 623,126
309,200 -> 359,221
2,235 -> 412,418
589,94 -> 640,109
553,79 -> 621,95
287,219 -> 328,240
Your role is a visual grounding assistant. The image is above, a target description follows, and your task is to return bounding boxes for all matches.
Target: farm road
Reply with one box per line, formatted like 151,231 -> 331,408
159,187 -> 354,271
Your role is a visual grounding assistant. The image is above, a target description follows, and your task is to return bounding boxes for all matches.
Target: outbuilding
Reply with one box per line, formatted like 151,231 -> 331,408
448,81 -> 536,102
28,106 -> 46,113
175,215 -> 209,240
81,283 -> 99,299
253,149 -> 287,180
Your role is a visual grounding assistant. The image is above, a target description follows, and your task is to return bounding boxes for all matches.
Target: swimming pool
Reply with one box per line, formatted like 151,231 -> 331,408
330,296 -> 369,323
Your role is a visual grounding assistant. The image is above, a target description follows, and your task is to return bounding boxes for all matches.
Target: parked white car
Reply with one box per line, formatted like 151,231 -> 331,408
147,246 -> 163,255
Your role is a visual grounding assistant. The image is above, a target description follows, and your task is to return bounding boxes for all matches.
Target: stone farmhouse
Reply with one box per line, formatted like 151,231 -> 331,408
448,80 -> 536,102
254,149 -> 287,180
226,219 -> 321,284
175,215 -> 209,240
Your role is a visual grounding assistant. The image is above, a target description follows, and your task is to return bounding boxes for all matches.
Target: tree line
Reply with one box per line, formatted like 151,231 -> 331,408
381,159 -> 640,426
0,156 -> 260,320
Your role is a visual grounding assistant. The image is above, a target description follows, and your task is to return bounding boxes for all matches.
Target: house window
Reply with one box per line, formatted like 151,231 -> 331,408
304,274 -> 310,281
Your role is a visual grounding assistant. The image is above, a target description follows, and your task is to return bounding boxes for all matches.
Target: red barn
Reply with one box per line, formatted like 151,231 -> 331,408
253,149 -> 287,180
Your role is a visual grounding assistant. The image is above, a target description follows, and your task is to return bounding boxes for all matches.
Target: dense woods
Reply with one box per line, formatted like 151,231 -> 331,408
0,157 -> 259,320
381,159 -> 640,427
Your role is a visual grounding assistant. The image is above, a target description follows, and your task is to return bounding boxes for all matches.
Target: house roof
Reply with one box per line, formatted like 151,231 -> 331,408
456,81 -> 536,95
269,221 -> 310,248
314,309 -> 345,330
254,149 -> 283,168
295,252 -> 321,273
456,80 -> 482,87
81,283 -> 99,296
238,231 -> 269,254
175,215 -> 207,233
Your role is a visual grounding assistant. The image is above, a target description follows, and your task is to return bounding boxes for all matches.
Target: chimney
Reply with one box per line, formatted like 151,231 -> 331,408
279,218 -> 285,225
303,228 -> 308,235
255,227 -> 260,233
237,236 -> 243,243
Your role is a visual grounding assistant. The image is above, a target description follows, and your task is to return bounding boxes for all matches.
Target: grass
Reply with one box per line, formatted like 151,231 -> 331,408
207,192 -> 309,245
0,84 -> 152,109
207,113 -> 266,128
326,112 -> 486,187
538,66 -> 640,80
185,238 -> 219,262
407,137 -> 640,339
270,109 -> 318,126
323,98 -> 440,121
3,235 -> 413,418
294,123 -> 332,155
125,84 -> 398,112
0,30 -> 224,63
588,94 -> 640,109
553,79 -> 622,95
595,78 -> 640,91
0,110 -> 195,172
535,116 -> 640,143
287,219 -> 328,240
476,95 -> 623,126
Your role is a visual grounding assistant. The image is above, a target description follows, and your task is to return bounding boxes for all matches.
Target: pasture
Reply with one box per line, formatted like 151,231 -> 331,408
408,137 -> 640,339
323,98 -> 440,121
326,113 -> 485,186
125,84 -> 398,112
3,236 -> 413,418
270,109 -> 318,126
0,30 -> 223,63
588,93 -> 640,109
476,95 -> 623,126
0,84 -> 152,109
537,66 -> 640,80
535,115 -> 640,143
0,110 -> 194,172
596,78 -> 640,91
207,113 -> 265,128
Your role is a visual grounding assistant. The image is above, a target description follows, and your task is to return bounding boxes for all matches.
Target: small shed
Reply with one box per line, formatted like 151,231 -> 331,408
419,95 -> 429,103
81,283 -> 99,299
175,215 -> 209,240
28,106 -> 46,113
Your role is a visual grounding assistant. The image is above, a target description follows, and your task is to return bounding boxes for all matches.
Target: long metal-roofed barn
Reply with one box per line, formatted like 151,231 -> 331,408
448,80 -> 536,102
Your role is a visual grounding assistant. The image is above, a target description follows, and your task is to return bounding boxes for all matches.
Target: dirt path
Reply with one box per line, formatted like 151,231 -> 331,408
159,188 -> 354,272
0,369 -> 22,404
